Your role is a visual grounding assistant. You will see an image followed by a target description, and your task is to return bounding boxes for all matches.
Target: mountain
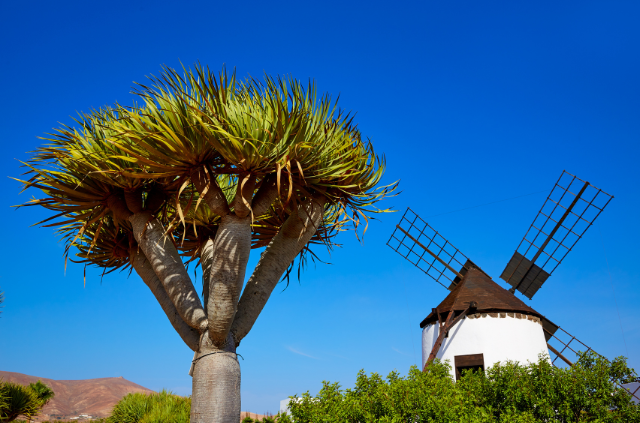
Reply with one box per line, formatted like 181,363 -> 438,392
0,370 -> 154,420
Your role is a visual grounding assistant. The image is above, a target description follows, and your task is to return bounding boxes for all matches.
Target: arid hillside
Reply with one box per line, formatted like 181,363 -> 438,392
0,370 -> 154,420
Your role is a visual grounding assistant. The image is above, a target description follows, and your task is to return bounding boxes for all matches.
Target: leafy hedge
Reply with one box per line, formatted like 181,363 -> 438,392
280,352 -> 640,423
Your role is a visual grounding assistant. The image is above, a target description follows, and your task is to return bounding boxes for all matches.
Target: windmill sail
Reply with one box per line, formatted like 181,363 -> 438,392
543,321 -> 639,402
387,208 -> 482,290
501,171 -> 613,299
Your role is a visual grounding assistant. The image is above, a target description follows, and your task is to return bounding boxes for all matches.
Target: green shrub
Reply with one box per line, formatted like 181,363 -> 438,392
285,352 -> 640,423
27,381 -> 54,408
242,417 -> 255,423
108,390 -> 190,423
108,392 -> 151,423
0,388 -> 7,417
138,393 -> 189,423
0,382 -> 40,422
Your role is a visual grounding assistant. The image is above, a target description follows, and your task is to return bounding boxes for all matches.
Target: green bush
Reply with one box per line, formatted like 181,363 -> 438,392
0,379 -> 54,422
27,381 -> 54,408
283,352 -> 640,423
108,390 -> 190,423
0,382 -> 40,422
0,389 -> 7,417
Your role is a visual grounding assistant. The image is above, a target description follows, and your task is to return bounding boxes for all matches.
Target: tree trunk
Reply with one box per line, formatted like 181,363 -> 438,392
131,248 -> 200,352
231,195 -> 326,344
129,212 -> 208,331
191,332 -> 240,423
207,214 -> 251,347
200,237 -> 214,315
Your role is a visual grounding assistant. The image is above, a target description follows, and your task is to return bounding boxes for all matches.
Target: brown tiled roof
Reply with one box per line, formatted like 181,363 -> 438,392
420,267 -> 542,328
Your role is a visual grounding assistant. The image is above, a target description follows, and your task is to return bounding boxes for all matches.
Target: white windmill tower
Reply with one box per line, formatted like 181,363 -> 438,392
387,171 -> 636,401
419,266 -> 549,379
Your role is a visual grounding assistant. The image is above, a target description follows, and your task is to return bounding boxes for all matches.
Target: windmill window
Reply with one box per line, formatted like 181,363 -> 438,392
454,353 -> 484,380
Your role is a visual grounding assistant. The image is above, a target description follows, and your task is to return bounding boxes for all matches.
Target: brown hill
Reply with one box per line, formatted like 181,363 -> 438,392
0,370 -> 154,420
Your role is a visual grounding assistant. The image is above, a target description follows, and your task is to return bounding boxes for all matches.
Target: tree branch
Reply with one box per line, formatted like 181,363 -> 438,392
191,166 -> 230,217
124,188 -> 144,214
129,212 -> 208,331
200,237 -> 214,315
207,214 -> 252,347
131,248 -> 200,352
107,192 -> 132,221
231,194 -> 327,345
250,174 -> 279,219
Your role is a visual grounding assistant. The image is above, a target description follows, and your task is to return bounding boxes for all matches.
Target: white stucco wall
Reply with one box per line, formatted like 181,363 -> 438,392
280,398 -> 292,414
422,313 -> 549,378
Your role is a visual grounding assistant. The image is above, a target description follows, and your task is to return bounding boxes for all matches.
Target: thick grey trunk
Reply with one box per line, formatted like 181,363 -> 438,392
207,214 -> 251,347
131,249 -> 200,352
231,195 -> 326,344
129,212 -> 207,331
191,331 -> 240,423
200,237 -> 214,315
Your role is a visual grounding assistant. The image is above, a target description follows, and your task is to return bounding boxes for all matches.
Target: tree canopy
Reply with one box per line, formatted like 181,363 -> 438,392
17,65 -> 395,279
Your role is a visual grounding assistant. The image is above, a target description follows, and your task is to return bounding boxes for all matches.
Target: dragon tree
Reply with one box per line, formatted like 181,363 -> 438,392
16,65 -> 396,422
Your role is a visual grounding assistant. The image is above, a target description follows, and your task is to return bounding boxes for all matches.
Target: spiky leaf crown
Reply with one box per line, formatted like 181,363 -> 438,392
17,65 -> 397,277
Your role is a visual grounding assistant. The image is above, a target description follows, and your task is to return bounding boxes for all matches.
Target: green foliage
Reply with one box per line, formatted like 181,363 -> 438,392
457,352 -> 639,422
17,64 -> 396,278
241,416 -> 279,423
285,353 -> 640,423
107,390 -> 190,423
0,389 -> 6,418
27,380 -> 54,408
0,382 -> 40,422
0,380 -> 53,422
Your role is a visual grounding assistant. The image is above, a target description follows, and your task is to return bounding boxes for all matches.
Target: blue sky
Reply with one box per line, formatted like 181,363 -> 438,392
1,0 -> 639,414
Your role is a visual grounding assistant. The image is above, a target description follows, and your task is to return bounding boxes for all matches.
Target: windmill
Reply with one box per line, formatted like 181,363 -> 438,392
387,170 -> 638,401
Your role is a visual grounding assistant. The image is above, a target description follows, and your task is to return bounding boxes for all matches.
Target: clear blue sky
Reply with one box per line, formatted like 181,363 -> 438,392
1,0 -> 638,414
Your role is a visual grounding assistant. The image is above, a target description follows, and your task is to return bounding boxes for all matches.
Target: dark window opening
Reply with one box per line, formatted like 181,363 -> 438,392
456,365 -> 484,379
454,353 -> 484,381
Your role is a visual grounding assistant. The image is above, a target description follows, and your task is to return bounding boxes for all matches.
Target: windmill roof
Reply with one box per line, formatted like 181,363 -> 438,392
420,266 -> 543,328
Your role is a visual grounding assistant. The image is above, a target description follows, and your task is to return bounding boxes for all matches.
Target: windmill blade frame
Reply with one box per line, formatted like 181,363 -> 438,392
501,170 -> 613,299
387,208 -> 481,290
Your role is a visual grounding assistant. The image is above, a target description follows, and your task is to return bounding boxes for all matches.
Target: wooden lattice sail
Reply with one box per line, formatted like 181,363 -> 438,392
385,171 -> 637,402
